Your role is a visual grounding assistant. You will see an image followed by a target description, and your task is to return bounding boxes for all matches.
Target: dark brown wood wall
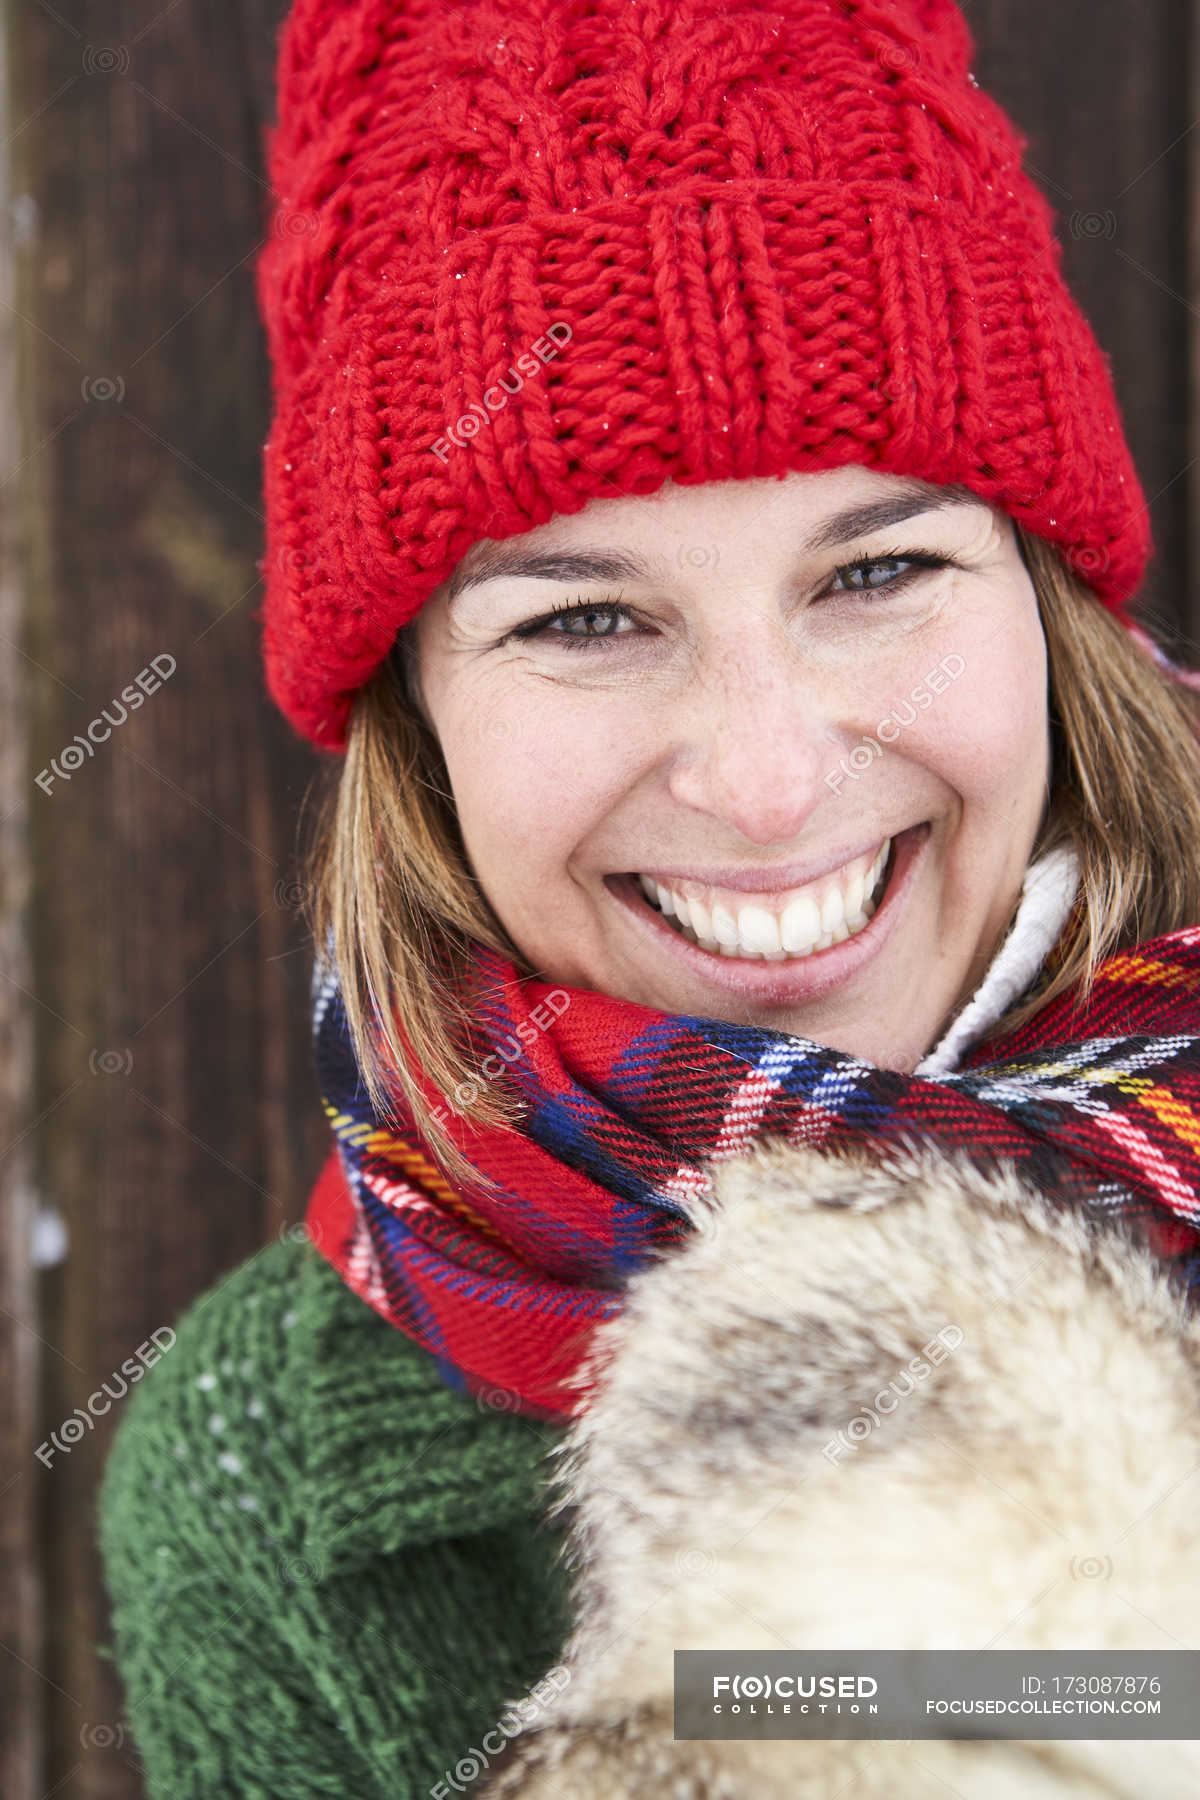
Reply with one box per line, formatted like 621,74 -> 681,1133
0,3 -> 1193,1796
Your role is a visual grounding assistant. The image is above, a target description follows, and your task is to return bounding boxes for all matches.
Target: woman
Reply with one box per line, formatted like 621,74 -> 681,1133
97,0 -> 1200,1794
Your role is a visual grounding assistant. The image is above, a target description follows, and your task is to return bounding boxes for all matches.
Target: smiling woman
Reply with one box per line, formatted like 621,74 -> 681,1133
403,470 -> 1049,1076
96,0 -> 1200,1794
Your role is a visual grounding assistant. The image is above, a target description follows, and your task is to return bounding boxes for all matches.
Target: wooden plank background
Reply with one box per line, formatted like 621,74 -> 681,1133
0,3 -> 1194,1796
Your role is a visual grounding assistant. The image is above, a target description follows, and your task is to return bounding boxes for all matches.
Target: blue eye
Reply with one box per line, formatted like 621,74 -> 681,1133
508,592 -> 636,650
833,553 -> 949,592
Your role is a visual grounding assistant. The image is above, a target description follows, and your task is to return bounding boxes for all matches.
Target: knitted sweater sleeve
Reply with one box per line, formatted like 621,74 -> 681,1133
96,1239 -> 385,1796
94,1236 -> 573,1799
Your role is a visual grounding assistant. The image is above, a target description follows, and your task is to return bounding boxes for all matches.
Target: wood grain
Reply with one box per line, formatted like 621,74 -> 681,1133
1,4 -> 1191,1798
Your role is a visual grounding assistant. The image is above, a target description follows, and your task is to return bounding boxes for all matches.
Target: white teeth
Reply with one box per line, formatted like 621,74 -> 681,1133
635,837 -> 894,963
686,895 -> 713,941
779,892 -> 822,954
820,885 -> 845,936
710,902 -> 740,947
736,904 -> 782,955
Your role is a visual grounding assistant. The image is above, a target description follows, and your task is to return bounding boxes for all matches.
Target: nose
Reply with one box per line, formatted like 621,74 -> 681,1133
663,632 -> 836,847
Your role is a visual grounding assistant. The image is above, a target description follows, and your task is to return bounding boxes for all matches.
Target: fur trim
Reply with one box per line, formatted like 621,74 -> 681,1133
476,1136 -> 1200,1798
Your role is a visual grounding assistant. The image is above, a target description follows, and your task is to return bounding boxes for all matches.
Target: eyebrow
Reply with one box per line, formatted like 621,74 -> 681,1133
445,479 -> 983,606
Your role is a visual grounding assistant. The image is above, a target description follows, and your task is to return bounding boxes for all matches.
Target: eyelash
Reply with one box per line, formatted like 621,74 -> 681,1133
506,550 -> 958,651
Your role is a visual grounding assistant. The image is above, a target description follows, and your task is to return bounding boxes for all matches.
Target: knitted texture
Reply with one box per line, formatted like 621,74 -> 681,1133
308,925 -> 1200,1422
255,0 -> 1152,750
95,1233 -> 573,1798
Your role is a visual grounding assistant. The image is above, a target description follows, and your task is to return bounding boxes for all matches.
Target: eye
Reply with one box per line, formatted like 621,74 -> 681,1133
507,592 -> 637,650
826,551 -> 953,595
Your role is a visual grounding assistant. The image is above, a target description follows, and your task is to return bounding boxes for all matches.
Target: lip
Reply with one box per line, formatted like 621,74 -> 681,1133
604,822 -> 930,1005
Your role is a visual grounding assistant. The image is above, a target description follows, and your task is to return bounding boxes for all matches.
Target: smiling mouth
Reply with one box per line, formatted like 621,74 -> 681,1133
631,838 -> 897,961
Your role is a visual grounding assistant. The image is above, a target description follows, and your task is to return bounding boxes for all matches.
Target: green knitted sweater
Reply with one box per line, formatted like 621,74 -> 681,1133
95,1234 -> 575,1797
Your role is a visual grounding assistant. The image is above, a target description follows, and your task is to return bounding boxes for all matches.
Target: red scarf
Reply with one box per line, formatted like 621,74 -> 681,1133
308,928 -> 1200,1421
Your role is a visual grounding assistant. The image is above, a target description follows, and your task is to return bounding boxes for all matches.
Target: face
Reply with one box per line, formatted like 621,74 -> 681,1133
408,465 -> 1051,1073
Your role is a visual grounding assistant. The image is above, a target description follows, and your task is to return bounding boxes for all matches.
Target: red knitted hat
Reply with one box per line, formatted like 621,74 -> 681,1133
255,0 -> 1152,752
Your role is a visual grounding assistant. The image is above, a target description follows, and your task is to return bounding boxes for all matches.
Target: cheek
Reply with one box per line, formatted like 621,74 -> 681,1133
908,615 -> 1048,801
435,694 -> 640,874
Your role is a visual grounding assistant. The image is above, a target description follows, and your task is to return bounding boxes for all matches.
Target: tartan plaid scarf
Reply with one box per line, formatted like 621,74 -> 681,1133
306,926 -> 1200,1422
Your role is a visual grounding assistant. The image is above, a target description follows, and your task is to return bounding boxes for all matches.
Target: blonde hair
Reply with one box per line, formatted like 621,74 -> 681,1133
295,525 -> 1200,1192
